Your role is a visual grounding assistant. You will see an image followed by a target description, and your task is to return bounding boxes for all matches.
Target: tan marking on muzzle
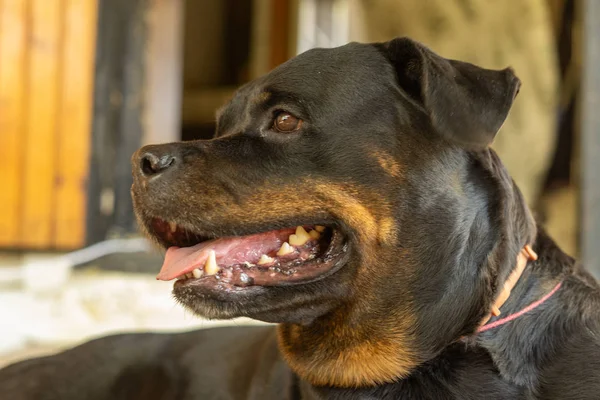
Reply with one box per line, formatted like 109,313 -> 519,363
313,182 -> 380,242
203,180 -> 388,243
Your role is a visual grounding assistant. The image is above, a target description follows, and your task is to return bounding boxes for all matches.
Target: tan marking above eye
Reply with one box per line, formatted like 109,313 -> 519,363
273,112 -> 303,132
252,91 -> 271,104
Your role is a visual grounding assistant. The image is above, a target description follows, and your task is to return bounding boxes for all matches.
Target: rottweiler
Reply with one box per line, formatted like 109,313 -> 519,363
2,37 -> 600,400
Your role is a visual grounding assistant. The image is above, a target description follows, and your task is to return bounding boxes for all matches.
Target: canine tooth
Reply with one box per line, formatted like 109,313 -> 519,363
315,225 -> 326,232
169,222 -> 177,233
289,226 -> 311,246
257,254 -> 275,265
192,268 -> 203,279
204,250 -> 220,275
277,242 -> 294,256
309,230 -> 320,240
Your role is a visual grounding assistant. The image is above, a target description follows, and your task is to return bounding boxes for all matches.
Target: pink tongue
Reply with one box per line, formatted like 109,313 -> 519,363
156,228 -> 296,281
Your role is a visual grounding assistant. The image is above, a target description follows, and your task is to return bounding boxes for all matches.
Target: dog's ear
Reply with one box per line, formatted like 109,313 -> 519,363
379,37 -> 521,148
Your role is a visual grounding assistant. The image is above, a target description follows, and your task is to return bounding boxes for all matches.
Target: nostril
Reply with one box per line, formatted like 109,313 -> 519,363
140,152 -> 176,176
141,155 -> 156,176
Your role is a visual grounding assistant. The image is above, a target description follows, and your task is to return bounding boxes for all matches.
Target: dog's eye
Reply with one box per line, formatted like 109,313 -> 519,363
273,112 -> 303,133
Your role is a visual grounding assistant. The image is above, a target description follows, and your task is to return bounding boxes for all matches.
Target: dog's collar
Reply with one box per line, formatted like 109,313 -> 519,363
475,245 -> 563,333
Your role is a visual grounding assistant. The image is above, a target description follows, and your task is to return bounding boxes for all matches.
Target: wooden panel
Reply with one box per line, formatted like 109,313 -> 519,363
269,0 -> 290,69
20,0 -> 62,248
182,87 -> 236,125
183,0 -> 225,87
0,0 -> 27,246
53,0 -> 97,248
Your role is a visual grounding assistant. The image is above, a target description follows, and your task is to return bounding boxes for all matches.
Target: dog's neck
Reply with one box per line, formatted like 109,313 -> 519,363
278,238 -> 570,390
476,245 -> 539,330
474,236 -> 569,389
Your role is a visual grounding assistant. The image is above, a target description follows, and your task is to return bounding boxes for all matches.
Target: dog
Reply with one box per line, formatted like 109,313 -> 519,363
2,37 -> 600,400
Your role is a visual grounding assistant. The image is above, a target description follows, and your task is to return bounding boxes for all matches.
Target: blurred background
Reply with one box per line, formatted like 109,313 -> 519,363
0,0 -> 598,366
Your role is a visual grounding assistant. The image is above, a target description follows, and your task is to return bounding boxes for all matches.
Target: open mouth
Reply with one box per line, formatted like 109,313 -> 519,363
149,219 -> 349,288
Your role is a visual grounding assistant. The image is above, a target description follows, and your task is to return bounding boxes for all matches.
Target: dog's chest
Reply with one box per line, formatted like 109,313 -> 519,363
295,346 -> 524,400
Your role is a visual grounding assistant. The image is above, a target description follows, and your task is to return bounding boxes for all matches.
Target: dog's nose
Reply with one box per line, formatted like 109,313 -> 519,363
134,145 -> 179,178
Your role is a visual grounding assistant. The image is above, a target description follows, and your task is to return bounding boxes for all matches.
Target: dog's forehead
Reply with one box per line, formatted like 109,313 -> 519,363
218,43 -> 396,127
263,42 -> 391,90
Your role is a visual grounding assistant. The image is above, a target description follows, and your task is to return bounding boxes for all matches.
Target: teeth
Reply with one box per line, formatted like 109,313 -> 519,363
277,242 -> 294,256
315,225 -> 326,232
309,230 -> 320,240
257,254 -> 275,265
289,226 -> 311,246
179,271 -> 197,280
192,268 -> 203,279
204,250 -> 220,275
239,272 -> 251,284
169,222 -> 177,233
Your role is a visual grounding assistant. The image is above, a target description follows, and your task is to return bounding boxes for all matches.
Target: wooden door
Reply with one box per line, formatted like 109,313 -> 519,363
0,0 -> 98,249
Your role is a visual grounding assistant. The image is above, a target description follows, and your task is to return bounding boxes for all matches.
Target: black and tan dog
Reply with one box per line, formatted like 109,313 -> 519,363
2,37 -> 600,399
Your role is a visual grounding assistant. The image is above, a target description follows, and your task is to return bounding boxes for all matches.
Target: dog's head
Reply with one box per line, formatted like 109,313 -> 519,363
131,38 -> 535,386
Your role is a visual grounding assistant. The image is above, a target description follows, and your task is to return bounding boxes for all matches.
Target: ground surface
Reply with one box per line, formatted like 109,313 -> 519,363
0,252 -> 265,368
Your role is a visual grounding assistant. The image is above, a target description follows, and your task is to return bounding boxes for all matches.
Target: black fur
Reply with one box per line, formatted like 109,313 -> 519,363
1,38 -> 599,399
